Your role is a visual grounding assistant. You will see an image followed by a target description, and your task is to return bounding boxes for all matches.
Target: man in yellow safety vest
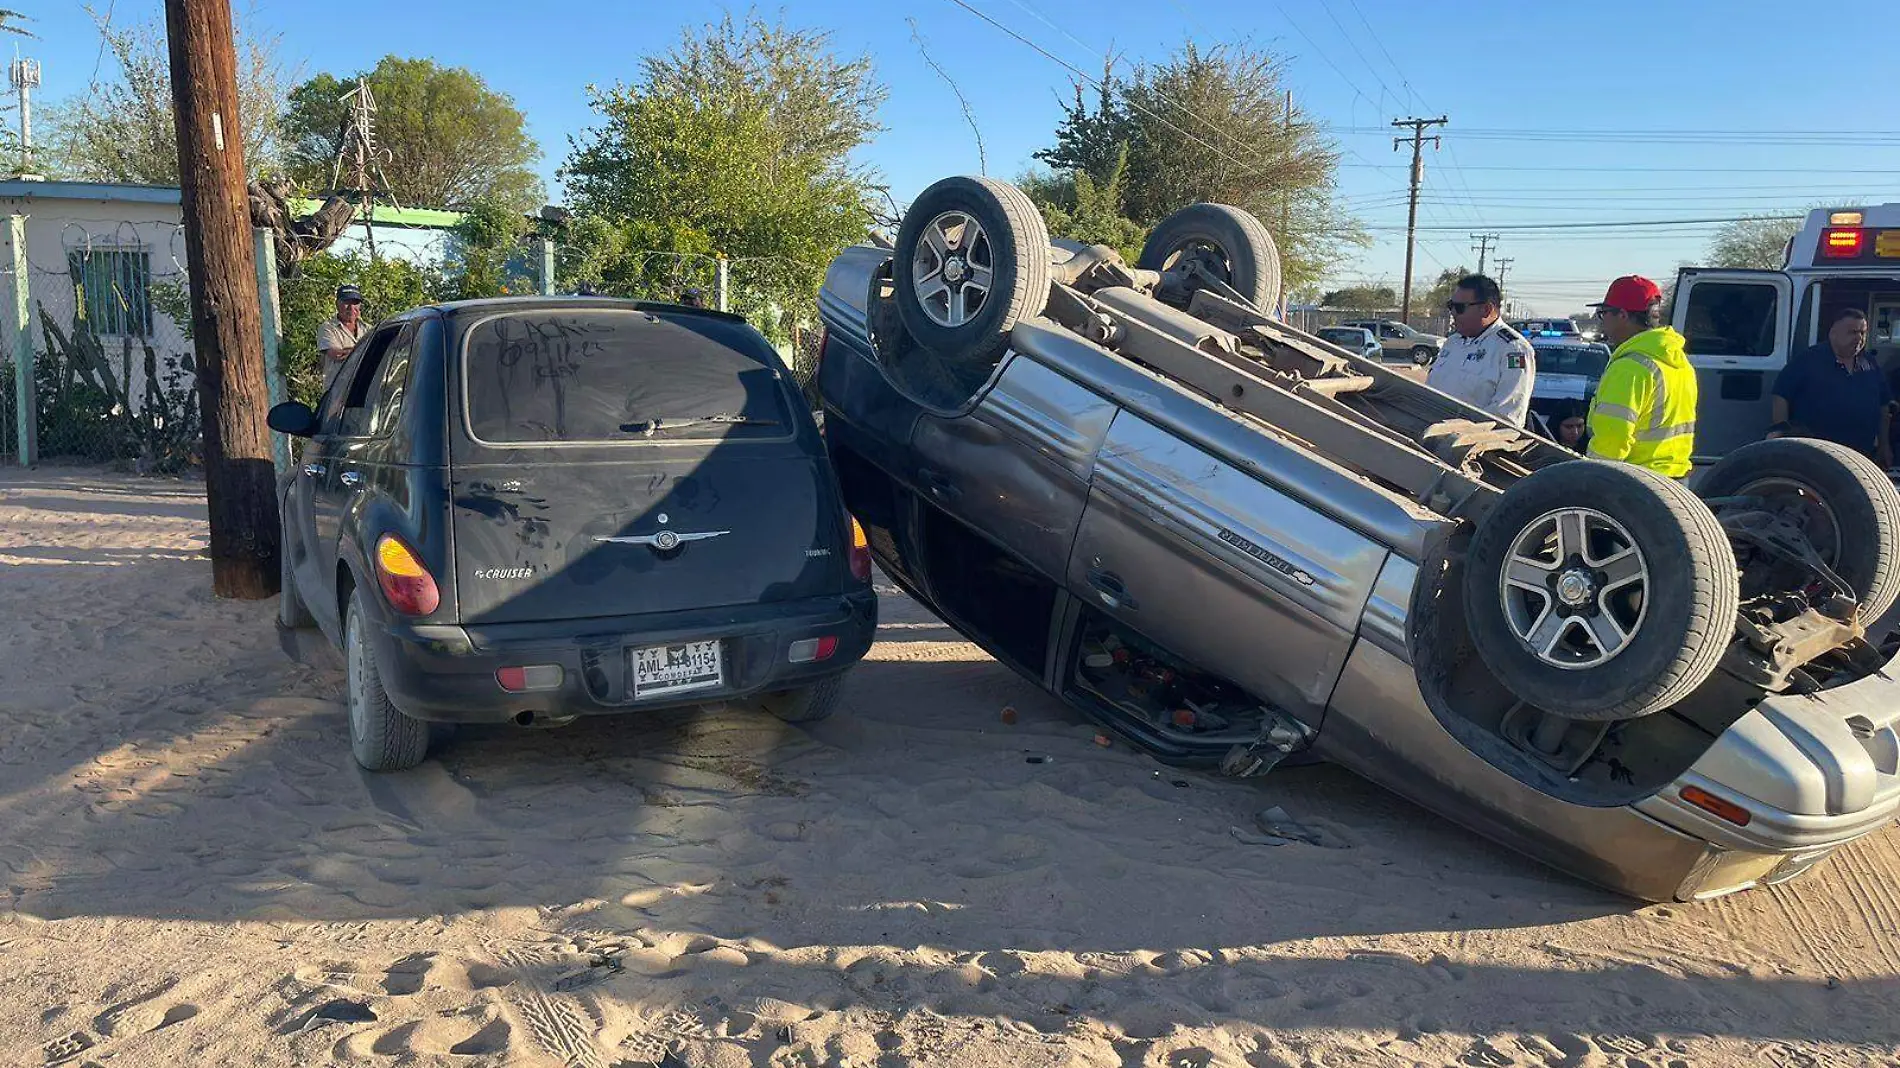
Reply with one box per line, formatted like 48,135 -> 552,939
1585,275 -> 1697,478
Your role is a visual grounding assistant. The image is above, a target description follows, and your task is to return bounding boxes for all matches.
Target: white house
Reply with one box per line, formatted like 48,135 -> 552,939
0,178 -> 462,409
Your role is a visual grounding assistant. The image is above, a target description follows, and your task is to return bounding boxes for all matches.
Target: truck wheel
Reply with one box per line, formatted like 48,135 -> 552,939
1137,203 -> 1282,311
344,589 -> 430,771
892,176 -> 1051,371
278,531 -> 314,630
1411,345 -> 1435,366
1463,461 -> 1739,721
1696,437 -> 1900,621
758,674 -> 845,724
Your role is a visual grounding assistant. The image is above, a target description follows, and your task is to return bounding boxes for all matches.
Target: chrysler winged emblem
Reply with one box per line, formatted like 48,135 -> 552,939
594,529 -> 729,551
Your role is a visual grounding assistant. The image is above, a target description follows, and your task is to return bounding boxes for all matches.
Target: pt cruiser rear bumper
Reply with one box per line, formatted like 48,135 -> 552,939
366,591 -> 877,723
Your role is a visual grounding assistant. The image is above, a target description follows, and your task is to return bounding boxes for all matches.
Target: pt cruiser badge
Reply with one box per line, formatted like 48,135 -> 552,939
594,530 -> 729,551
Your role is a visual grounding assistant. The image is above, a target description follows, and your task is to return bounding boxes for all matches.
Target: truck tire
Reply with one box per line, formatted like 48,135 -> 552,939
1463,460 -> 1739,721
1138,203 -> 1282,311
892,176 -> 1051,372
344,589 -> 430,771
1410,345 -> 1435,366
758,673 -> 845,724
1696,437 -> 1900,621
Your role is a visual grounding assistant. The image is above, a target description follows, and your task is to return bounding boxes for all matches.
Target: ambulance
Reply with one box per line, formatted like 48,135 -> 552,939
1677,205 -> 1900,461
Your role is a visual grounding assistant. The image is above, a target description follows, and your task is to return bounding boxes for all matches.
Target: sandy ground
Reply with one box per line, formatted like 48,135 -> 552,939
2,469 -> 1898,1068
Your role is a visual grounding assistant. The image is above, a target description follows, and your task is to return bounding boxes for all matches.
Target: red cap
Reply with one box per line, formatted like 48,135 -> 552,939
1591,275 -> 1663,313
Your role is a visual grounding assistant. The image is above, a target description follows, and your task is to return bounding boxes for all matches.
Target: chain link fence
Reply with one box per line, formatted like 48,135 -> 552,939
2,219 -> 200,472
1,224 -> 834,471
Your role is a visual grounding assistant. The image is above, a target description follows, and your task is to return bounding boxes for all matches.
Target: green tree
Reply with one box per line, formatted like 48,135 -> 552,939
1035,42 -> 1365,291
558,12 -> 886,341
1706,213 -> 1802,270
279,253 -> 440,407
41,6 -> 288,182
1320,285 -> 1395,311
1422,266 -> 1474,312
1018,147 -> 1146,263
283,56 -> 543,211
441,199 -> 534,300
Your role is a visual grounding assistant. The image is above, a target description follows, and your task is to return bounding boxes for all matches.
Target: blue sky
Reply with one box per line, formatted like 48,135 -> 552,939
11,0 -> 1898,313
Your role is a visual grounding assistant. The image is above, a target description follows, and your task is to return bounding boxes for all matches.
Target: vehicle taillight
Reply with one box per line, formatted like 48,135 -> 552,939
1822,227 -> 1865,258
374,534 -> 440,616
847,515 -> 871,583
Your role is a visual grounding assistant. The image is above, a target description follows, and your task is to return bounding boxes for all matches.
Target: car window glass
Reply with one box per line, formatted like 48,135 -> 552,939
462,309 -> 793,444
1683,282 -> 1779,357
324,326 -> 400,438
1381,324 -> 1404,338
364,325 -> 418,439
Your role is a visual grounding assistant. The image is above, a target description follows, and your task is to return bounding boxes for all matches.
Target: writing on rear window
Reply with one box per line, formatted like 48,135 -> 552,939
463,310 -> 792,445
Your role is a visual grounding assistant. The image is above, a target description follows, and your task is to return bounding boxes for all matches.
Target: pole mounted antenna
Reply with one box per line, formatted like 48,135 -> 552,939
333,79 -> 401,259
9,55 -> 40,179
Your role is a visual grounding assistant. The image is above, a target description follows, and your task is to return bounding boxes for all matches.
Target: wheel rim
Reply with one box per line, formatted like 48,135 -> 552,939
345,606 -> 370,742
911,211 -> 993,327
1498,507 -> 1650,670
1735,476 -> 1842,568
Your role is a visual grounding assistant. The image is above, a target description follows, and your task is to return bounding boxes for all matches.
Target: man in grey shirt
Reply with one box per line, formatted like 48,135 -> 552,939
317,284 -> 366,390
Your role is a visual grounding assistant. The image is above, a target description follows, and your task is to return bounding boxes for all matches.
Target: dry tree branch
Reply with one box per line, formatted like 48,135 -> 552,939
906,17 -> 985,175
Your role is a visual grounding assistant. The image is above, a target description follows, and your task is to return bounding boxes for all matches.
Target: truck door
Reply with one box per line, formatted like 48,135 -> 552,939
1065,409 -> 1388,732
1672,268 -> 1792,461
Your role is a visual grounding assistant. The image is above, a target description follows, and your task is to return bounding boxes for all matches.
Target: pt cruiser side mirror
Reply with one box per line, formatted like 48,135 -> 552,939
267,400 -> 319,438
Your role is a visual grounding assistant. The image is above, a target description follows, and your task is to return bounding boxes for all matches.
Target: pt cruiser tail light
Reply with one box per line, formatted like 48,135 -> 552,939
848,515 -> 871,583
374,533 -> 440,616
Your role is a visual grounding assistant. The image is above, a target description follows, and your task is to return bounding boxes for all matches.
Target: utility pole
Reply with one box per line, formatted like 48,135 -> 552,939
165,0 -> 278,599
1392,116 -> 1446,323
1470,232 -> 1499,276
1495,256 -> 1515,299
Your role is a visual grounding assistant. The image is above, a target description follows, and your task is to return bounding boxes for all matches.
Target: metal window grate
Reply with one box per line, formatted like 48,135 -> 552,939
67,247 -> 154,338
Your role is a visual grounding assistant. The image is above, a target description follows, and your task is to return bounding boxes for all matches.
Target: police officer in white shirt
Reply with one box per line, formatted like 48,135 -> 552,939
1424,273 -> 1535,426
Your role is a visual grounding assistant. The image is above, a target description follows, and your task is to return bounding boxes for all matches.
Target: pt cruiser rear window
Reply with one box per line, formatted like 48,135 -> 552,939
462,309 -> 793,444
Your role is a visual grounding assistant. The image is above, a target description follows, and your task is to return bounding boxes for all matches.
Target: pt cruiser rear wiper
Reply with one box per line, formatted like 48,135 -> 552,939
617,413 -> 781,436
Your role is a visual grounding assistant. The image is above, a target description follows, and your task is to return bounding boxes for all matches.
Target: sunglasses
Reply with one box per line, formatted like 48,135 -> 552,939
1446,299 -> 1490,313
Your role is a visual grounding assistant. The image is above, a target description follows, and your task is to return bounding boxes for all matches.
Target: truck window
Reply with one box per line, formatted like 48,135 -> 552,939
1683,282 -> 1779,357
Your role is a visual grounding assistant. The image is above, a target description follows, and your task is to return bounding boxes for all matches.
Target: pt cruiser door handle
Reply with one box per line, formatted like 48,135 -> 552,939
1086,568 -> 1137,611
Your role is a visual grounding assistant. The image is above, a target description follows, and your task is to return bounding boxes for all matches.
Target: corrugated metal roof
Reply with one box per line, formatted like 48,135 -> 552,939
0,179 -> 183,204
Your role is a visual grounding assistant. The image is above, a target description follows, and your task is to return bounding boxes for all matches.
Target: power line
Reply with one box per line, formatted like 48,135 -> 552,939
938,0 -> 1279,179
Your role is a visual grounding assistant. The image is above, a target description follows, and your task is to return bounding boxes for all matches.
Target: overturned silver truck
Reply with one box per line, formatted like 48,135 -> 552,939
813,175 -> 1900,902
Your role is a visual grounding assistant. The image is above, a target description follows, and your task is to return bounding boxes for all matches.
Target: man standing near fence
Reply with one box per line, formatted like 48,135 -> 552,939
317,284 -> 367,391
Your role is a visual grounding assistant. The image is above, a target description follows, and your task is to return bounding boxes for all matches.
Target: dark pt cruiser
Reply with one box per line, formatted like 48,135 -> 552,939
271,298 -> 877,771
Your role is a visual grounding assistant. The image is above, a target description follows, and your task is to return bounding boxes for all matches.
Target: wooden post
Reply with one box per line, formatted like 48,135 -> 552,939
253,226 -> 288,478
9,213 -> 33,466
166,0 -> 278,599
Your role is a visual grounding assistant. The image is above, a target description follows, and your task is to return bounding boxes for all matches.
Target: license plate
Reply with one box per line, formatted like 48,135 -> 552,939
632,639 -> 723,698
1877,229 -> 1900,258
